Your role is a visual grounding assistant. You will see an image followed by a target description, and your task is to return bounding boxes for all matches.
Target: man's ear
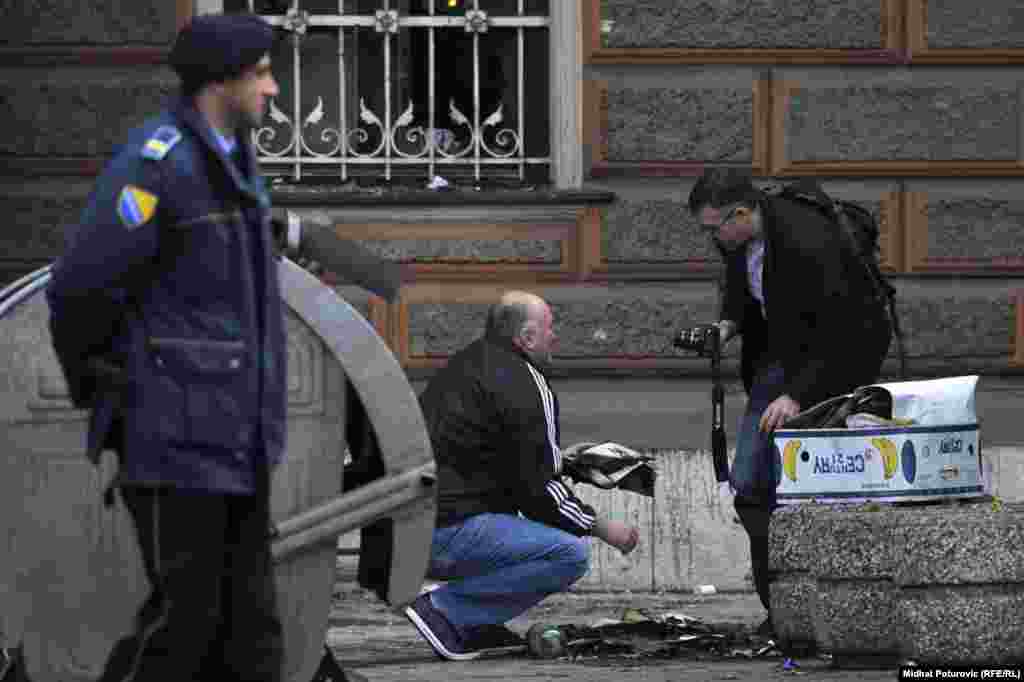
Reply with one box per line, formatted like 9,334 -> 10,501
518,324 -> 537,350
733,206 -> 753,222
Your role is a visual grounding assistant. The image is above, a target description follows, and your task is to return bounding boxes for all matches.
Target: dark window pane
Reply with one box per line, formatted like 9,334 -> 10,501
235,0 -> 549,183
406,1 -> 550,16
232,0 -> 549,17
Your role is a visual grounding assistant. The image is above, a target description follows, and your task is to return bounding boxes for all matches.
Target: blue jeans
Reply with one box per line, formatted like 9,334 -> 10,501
731,362 -> 787,504
731,362 -> 786,614
425,513 -> 590,635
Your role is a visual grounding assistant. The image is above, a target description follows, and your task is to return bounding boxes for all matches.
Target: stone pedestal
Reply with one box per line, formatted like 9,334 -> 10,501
811,510 -> 902,662
768,501 -> 1024,666
767,505 -> 818,654
893,505 -> 1024,665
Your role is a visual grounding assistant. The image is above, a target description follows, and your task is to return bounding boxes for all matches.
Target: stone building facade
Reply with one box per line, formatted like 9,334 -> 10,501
2,1 -> 1024,592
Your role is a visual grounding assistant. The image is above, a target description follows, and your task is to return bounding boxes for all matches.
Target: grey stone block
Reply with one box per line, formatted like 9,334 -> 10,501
408,304 -> 488,356
894,289 -> 1014,359
546,291 -> 717,358
0,190 -> 89,261
900,585 -> 1024,665
815,579 -> 900,657
925,1 -> 1024,50
0,68 -> 176,157
357,239 -> 561,263
926,199 -> 1024,262
769,573 -> 817,650
0,1 -> 177,45
893,502 -> 1024,586
602,0 -> 882,50
768,505 -> 818,573
786,85 -> 1017,162
606,86 -> 754,162
408,288 -> 719,358
602,199 -> 716,264
812,508 -> 902,580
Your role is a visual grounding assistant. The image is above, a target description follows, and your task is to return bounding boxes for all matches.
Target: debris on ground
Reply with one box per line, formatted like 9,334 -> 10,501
551,608 -> 782,665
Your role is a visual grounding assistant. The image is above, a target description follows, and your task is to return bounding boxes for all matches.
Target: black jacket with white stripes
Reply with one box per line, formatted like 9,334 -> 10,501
419,331 -> 597,536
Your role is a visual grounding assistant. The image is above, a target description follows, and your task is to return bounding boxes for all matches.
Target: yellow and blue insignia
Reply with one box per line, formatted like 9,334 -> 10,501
116,185 -> 159,230
140,125 -> 182,161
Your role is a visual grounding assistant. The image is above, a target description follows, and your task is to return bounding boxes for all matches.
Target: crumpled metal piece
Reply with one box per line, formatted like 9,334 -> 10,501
561,442 -> 656,497
551,609 -> 781,662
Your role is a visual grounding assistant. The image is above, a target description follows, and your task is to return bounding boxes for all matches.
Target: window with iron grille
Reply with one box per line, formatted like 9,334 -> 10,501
221,0 -> 551,187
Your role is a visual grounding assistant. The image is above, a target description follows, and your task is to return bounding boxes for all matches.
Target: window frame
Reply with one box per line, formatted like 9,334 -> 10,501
192,0 -> 582,189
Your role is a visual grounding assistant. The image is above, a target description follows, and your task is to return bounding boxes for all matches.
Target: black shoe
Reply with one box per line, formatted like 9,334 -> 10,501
462,624 -> 526,653
404,593 -> 481,661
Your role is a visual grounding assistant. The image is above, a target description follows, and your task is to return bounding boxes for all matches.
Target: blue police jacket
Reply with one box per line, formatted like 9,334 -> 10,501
46,96 -> 287,494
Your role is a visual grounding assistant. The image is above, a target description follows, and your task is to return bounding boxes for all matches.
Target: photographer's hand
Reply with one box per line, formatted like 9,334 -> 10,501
759,394 -> 800,432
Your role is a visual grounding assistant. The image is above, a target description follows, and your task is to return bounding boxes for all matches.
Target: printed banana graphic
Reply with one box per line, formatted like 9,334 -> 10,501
783,439 -> 801,483
872,437 -> 898,480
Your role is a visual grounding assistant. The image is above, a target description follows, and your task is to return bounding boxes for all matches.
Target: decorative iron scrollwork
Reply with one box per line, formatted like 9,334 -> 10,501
375,9 -> 399,33
464,9 -> 489,34
282,7 -> 310,36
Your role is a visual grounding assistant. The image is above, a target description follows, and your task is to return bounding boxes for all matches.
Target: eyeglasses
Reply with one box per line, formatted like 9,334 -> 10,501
699,206 -> 741,234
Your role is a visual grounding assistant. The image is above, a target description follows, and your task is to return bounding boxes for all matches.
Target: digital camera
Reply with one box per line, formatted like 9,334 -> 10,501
672,322 -> 729,483
673,324 -> 720,358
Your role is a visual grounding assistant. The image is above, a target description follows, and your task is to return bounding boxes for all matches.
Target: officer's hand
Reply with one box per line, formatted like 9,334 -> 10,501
759,394 -> 801,433
594,518 -> 640,555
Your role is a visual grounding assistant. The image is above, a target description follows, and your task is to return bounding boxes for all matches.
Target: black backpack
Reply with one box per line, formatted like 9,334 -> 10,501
764,179 -> 907,379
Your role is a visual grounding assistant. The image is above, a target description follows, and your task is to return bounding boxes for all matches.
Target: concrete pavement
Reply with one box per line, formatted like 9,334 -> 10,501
325,585 -> 899,682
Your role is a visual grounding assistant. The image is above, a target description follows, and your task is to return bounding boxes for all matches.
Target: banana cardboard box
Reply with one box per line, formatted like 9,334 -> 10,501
773,376 -> 985,505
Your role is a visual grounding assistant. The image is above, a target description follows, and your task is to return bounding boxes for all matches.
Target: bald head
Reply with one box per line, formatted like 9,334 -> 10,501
486,291 -> 545,340
485,290 -> 556,365
499,291 -> 546,319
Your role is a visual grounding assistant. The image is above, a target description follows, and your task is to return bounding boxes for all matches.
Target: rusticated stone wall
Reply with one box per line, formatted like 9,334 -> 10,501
604,70 -> 758,164
923,1 -> 1024,50
7,1 -> 1024,595
0,2 -> 179,45
582,0 -> 1024,383
0,68 -> 177,157
0,0 -> 187,286
601,0 -> 885,50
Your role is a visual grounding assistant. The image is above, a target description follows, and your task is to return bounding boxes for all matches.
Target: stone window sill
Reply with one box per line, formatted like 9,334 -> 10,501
269,182 -> 615,207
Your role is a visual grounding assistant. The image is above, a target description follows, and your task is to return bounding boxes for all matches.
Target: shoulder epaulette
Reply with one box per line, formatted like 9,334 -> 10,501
140,125 -> 182,161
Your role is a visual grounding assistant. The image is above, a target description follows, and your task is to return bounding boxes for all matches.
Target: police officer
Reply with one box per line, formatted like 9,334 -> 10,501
47,13 -> 287,681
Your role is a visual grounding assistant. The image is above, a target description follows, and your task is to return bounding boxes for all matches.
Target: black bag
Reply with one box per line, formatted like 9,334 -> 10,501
782,385 -> 893,430
765,179 -> 907,378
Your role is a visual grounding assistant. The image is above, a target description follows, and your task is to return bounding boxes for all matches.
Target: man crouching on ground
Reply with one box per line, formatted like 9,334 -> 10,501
405,291 -> 640,660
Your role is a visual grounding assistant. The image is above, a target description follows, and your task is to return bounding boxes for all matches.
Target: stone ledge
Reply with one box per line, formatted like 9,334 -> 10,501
901,585 -> 1024,665
892,506 -> 1024,585
814,579 -> 899,657
769,501 -> 1024,665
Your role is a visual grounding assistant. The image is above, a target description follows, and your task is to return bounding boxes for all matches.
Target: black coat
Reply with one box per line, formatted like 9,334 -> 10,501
418,333 -> 597,536
47,98 -> 287,493
720,195 -> 891,409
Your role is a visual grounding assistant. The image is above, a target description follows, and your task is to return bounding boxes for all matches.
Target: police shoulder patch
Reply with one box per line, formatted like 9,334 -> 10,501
116,185 -> 159,230
140,125 -> 182,161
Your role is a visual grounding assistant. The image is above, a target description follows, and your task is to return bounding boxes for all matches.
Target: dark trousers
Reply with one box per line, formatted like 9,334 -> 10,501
734,500 -> 775,613
731,363 -> 785,616
99,476 -> 283,682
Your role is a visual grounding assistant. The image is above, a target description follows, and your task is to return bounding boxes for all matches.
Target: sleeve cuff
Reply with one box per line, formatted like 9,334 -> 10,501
286,210 -> 302,252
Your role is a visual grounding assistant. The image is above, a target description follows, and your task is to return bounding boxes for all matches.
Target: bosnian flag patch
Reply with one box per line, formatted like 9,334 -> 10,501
116,185 -> 158,230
